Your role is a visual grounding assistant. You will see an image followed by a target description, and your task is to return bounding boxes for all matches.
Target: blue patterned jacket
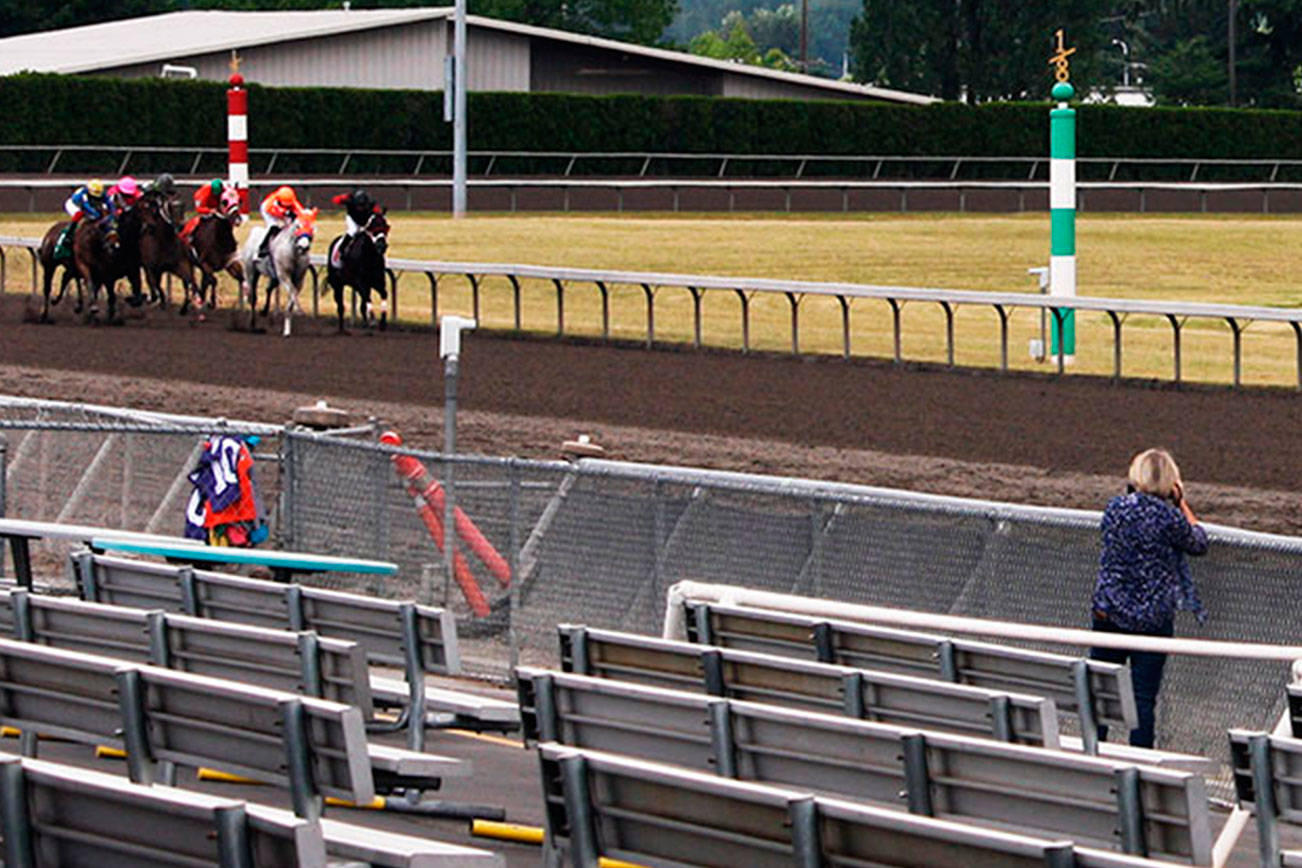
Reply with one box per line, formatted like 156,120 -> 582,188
1091,491 -> 1209,632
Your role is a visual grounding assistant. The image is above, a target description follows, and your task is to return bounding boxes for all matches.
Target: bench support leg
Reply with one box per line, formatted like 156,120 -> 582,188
0,762 -> 35,868
1250,734 -> 1282,868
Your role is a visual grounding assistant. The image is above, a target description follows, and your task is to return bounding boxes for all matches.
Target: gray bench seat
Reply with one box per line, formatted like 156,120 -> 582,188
539,744 -> 1168,868
519,668 -> 1213,864
74,551 -> 519,747
559,625 -> 1060,747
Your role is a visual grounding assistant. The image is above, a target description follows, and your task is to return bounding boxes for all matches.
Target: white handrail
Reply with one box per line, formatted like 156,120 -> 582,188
663,580 -> 1302,662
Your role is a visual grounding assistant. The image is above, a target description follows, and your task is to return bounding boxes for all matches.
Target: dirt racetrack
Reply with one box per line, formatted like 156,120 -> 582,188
2,292 -> 1299,534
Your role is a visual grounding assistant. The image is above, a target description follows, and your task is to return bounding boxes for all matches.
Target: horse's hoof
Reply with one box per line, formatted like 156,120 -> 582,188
126,295 -> 143,309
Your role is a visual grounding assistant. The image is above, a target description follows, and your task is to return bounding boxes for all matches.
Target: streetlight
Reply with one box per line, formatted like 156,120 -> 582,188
1111,38 -> 1130,88
440,315 -> 476,600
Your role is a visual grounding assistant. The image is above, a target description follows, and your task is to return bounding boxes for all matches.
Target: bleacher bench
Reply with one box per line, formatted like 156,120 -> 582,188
682,599 -> 1137,753
0,752 -> 324,867
558,624 -> 1060,747
0,636 -> 467,822
519,668 -> 1213,863
0,589 -> 373,716
538,744 -> 1167,868
1229,726 -> 1302,868
0,752 -> 503,867
72,551 -> 519,748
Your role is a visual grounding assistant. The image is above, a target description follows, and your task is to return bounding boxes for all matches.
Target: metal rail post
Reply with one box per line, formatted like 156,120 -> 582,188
508,459 -> 522,674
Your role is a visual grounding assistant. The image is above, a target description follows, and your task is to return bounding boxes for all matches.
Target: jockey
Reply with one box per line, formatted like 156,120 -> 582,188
108,175 -> 142,210
193,178 -> 228,216
332,188 -> 382,237
331,188 -> 383,265
54,178 -> 114,258
144,172 -> 177,201
258,185 -> 307,256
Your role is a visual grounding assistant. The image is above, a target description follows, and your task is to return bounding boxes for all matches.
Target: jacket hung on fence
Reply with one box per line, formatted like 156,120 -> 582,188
1092,491 -> 1209,632
184,435 -> 267,547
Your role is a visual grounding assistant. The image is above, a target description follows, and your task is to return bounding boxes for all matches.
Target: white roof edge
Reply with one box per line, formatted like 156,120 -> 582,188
42,9 -> 454,76
1,8 -> 936,105
460,13 -> 939,105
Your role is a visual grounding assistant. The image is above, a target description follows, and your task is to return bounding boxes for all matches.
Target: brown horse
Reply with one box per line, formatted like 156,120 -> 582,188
72,217 -> 125,324
35,221 -> 82,322
133,193 -> 202,317
186,188 -> 244,310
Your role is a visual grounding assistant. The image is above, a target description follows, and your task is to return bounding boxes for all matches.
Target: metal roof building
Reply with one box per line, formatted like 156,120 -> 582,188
0,9 -> 935,105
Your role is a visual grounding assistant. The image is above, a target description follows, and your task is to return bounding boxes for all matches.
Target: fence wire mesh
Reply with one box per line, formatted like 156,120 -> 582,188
2,397 -> 1301,798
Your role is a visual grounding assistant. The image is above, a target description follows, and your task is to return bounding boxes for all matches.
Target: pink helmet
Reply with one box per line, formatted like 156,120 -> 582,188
117,176 -> 139,196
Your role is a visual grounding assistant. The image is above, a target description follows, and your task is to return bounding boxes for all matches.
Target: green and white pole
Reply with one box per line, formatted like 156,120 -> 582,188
1049,80 -> 1076,361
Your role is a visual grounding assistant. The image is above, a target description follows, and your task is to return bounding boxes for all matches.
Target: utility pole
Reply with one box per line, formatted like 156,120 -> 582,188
800,0 -> 809,72
452,0 -> 468,216
1228,0 -> 1238,106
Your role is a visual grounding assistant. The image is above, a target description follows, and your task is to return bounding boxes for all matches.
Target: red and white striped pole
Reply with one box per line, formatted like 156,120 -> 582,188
227,51 -> 249,215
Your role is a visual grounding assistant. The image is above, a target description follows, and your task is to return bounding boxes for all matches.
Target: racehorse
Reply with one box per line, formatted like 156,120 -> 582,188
325,209 -> 390,333
185,187 -> 243,310
35,221 -> 81,323
239,208 -> 318,336
71,216 -> 125,324
132,191 -> 203,318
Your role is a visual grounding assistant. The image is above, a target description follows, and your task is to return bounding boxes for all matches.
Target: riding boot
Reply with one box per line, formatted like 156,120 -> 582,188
259,225 -> 280,260
53,225 -> 73,260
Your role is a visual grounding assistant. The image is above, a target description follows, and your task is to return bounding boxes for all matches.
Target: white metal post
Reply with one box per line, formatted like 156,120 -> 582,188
452,2 -> 468,218
440,316 -> 476,597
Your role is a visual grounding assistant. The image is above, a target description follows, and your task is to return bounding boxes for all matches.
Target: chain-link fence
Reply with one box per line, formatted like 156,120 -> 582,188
3,396 -> 1302,796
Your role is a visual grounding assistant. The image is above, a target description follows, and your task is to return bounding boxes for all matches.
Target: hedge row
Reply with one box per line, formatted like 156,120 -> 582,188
5,73 -> 1302,159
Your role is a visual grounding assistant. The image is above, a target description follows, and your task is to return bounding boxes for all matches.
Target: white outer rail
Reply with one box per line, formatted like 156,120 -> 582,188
4,233 -> 1301,387
5,145 -> 1302,181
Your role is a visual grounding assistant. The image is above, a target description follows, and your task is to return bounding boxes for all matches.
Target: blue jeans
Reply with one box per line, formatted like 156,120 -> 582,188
1089,616 -> 1173,749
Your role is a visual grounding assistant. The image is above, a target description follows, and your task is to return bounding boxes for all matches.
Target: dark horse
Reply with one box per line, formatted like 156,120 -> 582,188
130,191 -> 203,317
36,221 -> 81,322
71,216 -> 125,324
325,209 -> 390,333
185,186 -> 244,311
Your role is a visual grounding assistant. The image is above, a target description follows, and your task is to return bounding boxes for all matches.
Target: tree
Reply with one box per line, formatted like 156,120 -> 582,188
1148,35 -> 1226,103
748,4 -> 798,56
848,0 -> 1110,101
689,10 -> 797,70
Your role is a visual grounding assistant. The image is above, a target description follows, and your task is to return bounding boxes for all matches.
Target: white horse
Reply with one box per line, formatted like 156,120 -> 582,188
239,208 -> 318,336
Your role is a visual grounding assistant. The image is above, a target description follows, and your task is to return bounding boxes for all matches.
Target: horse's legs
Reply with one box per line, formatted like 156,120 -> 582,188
372,270 -> 388,331
40,263 -> 55,323
328,272 -> 347,333
245,271 -> 261,331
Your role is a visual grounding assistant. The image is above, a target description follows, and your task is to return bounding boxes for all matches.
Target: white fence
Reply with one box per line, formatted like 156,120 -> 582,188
4,234 -> 1300,388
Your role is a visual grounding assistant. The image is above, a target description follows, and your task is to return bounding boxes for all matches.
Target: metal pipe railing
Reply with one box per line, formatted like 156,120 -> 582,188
4,145 -> 1302,182
4,234 -> 1300,389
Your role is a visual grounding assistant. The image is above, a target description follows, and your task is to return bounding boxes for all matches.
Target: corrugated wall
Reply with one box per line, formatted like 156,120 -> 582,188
103,22 -> 451,90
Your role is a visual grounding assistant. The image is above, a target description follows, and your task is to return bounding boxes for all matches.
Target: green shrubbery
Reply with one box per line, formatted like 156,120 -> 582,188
4,73 -> 1302,164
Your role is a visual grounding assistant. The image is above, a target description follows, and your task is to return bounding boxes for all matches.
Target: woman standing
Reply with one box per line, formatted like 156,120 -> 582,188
1091,448 -> 1208,748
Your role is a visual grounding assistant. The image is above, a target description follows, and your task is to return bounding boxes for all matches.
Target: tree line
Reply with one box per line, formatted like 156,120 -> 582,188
848,0 -> 1302,107
3,0 -> 1300,107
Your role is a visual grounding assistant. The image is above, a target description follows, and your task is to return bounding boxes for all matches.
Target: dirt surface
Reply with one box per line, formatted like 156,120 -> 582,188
2,292 -> 1299,534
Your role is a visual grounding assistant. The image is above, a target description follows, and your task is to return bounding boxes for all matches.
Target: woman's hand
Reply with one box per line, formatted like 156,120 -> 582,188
1172,481 -> 1199,524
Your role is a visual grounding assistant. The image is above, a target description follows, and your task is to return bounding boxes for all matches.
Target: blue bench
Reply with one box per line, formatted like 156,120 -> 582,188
92,536 -> 397,584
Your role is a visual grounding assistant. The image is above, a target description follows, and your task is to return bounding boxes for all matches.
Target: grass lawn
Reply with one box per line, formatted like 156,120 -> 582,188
4,210 -> 1301,387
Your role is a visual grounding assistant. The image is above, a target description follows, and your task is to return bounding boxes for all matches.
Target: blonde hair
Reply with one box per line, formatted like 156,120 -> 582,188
1128,448 -> 1181,498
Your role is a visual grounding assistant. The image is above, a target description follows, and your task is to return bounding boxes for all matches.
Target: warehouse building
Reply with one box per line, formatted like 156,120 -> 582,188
0,8 -> 934,105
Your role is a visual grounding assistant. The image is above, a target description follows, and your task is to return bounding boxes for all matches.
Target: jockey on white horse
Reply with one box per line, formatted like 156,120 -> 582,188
240,186 -> 317,336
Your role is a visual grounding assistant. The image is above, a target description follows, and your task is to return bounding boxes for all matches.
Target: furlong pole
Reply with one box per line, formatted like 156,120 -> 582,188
1049,79 -> 1076,363
452,1 -> 468,217
227,52 -> 249,215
